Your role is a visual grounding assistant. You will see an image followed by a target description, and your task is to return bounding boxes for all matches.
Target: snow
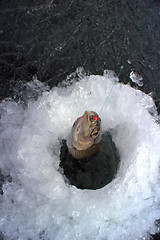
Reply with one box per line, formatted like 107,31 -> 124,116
0,71 -> 160,240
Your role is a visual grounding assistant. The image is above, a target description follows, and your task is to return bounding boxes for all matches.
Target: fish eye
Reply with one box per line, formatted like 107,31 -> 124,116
92,116 -> 97,121
90,115 -> 97,122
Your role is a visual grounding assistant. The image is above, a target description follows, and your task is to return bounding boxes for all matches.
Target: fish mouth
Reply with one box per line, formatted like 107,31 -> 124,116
91,123 -> 101,135
91,130 -> 99,136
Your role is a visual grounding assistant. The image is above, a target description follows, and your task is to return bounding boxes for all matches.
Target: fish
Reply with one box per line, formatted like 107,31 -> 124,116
67,110 -> 101,160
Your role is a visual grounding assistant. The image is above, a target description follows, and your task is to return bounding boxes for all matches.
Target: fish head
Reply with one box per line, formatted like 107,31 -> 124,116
71,110 -> 101,150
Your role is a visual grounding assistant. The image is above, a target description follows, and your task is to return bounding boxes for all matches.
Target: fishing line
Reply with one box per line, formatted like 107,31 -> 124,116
99,0 -> 155,116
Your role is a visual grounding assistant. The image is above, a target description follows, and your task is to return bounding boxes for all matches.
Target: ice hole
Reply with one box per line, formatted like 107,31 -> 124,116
59,132 -> 120,190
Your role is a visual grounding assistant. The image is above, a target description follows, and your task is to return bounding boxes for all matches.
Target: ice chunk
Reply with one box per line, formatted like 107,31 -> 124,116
130,71 -> 143,86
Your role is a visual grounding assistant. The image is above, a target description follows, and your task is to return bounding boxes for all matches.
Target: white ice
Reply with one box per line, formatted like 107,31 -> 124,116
130,71 -> 143,87
0,70 -> 160,240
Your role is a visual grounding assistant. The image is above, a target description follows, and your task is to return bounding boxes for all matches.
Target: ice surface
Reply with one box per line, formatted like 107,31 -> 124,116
0,71 -> 160,240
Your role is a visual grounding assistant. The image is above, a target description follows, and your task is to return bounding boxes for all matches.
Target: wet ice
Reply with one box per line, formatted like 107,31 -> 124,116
130,71 -> 143,87
0,71 -> 160,240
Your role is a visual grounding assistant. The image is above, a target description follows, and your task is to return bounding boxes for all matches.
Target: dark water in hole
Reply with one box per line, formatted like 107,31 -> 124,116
0,0 -> 160,239
59,132 -> 120,190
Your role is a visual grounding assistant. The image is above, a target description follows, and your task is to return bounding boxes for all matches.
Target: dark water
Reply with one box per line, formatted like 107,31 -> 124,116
60,132 -> 120,190
0,0 -> 160,239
